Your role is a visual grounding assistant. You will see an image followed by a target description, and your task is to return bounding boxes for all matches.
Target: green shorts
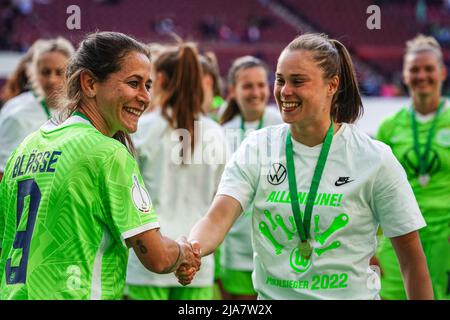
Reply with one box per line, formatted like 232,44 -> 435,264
221,268 -> 256,296
126,285 -> 214,300
377,236 -> 450,300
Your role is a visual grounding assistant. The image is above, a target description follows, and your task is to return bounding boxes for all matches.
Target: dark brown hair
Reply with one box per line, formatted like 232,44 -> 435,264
220,55 -> 269,125
284,33 -> 363,123
60,31 -> 151,154
0,50 -> 33,104
153,42 -> 204,152
199,52 -> 222,97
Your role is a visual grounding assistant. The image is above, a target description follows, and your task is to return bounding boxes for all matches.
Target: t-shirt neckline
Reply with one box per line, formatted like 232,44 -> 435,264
288,123 -> 346,155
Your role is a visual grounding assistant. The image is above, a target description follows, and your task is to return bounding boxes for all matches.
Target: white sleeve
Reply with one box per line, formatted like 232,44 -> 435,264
216,132 -> 260,211
0,114 -> 25,171
371,147 -> 426,238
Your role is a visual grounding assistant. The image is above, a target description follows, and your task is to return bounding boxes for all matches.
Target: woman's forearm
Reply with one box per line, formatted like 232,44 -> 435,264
189,215 -> 227,257
391,231 -> 434,300
189,195 -> 243,257
402,258 -> 434,300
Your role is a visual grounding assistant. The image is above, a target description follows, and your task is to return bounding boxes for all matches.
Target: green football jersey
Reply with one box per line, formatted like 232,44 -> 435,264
0,116 -> 159,300
376,103 -> 450,241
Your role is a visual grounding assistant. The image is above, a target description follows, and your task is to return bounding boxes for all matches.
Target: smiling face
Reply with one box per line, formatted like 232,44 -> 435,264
94,51 -> 152,135
230,66 -> 269,119
36,51 -> 69,100
274,49 -> 338,127
403,51 -> 446,100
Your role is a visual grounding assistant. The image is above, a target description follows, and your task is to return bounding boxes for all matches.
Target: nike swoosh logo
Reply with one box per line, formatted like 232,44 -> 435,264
335,179 -> 354,186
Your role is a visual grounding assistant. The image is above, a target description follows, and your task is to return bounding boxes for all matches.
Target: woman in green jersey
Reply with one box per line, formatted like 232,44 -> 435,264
176,33 -> 433,300
375,34 -> 450,300
0,32 -> 200,299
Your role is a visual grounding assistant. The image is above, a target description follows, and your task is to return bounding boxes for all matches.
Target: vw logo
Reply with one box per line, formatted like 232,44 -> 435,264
267,163 -> 287,185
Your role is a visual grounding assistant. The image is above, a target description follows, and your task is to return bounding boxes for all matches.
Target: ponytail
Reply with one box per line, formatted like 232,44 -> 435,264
156,43 -> 204,152
330,40 -> 363,123
219,98 -> 240,125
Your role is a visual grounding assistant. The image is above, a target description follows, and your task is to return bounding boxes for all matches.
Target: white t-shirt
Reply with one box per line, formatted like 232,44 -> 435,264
221,107 -> 283,271
0,92 -> 50,171
126,110 -> 227,287
217,123 -> 426,299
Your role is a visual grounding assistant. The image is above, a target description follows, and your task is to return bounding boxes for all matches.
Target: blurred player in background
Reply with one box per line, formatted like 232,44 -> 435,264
376,34 -> 450,300
126,42 -> 226,300
198,51 -> 225,299
199,52 -> 224,122
0,45 -> 34,108
176,33 -> 433,300
142,42 -> 169,115
219,55 -> 282,300
0,32 -> 200,299
0,37 -> 74,181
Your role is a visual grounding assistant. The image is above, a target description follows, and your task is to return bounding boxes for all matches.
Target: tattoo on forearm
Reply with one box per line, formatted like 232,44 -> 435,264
136,240 -> 148,254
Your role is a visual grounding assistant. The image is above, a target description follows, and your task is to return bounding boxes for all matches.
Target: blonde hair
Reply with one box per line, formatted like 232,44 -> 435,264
405,34 -> 444,66
29,37 -> 75,97
147,42 -> 169,61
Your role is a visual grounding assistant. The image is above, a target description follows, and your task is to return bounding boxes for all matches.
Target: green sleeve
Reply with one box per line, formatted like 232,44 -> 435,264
0,147 -> 15,252
0,176 -> 6,283
375,117 -> 395,146
0,177 -> 4,251
100,146 -> 159,244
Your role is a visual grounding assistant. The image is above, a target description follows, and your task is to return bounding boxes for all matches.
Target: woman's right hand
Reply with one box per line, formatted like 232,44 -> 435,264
175,238 -> 202,286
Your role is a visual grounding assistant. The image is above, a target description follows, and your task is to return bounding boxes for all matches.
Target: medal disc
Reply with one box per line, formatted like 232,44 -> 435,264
419,174 -> 430,186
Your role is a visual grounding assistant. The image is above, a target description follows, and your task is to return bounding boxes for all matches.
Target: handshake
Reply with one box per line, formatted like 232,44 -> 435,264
174,237 -> 202,286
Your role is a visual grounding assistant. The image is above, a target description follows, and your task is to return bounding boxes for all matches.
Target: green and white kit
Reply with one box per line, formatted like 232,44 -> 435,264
0,92 -> 51,171
376,100 -> 450,300
0,115 -> 159,299
221,107 -> 282,272
126,110 -> 227,288
217,123 -> 426,299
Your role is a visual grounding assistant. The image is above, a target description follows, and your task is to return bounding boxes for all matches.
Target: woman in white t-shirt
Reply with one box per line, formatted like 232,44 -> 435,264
0,37 -> 74,180
176,33 -> 433,300
126,43 -> 227,300
219,56 -> 282,300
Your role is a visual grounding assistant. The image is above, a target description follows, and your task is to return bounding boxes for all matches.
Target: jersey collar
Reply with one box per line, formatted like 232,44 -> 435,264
414,99 -> 449,123
41,114 -> 94,133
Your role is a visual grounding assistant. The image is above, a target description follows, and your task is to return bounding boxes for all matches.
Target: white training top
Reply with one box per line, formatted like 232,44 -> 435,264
217,123 -> 426,299
126,109 -> 227,287
221,107 -> 283,271
0,92 -> 51,171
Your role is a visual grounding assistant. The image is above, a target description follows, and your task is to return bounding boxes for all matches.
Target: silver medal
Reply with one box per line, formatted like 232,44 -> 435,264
418,174 -> 430,187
